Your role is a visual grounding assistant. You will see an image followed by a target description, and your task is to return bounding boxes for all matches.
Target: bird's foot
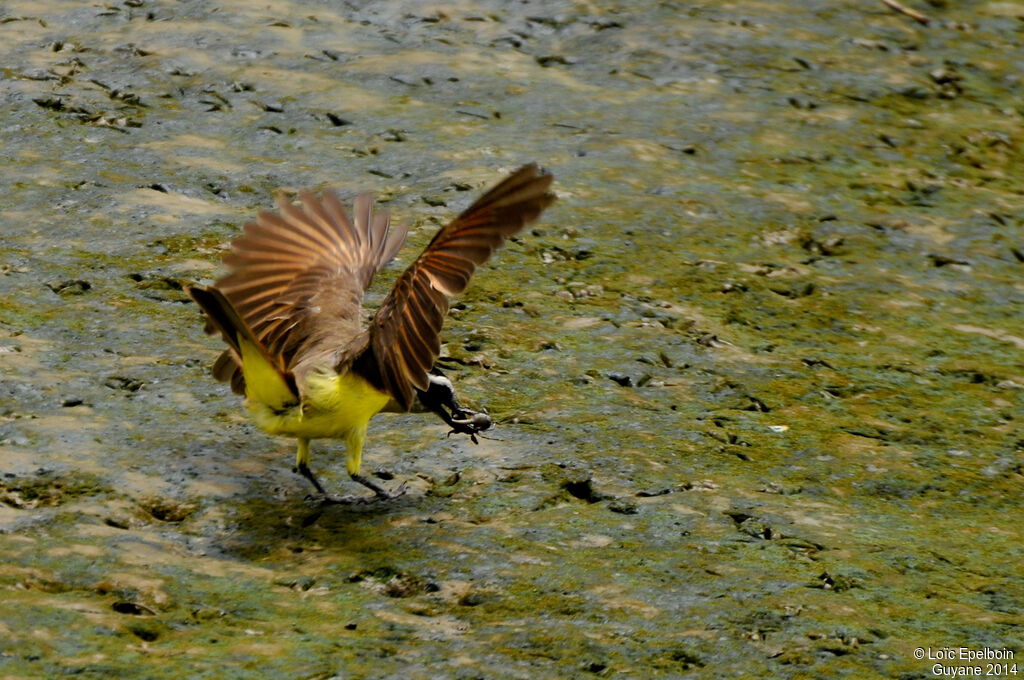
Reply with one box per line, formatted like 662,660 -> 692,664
351,473 -> 407,502
294,464 -> 406,505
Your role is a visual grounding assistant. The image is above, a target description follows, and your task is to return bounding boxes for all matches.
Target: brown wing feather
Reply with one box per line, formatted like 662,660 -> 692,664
187,285 -> 298,401
363,163 -> 555,409
200,190 -> 408,394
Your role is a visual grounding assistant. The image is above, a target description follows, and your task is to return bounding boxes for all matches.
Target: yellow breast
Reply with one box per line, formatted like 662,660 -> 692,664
247,369 -> 390,440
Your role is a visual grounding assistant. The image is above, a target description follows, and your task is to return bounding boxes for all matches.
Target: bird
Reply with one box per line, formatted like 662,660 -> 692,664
186,163 -> 555,502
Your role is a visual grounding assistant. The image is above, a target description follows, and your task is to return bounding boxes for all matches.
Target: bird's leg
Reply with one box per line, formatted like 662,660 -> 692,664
296,460 -> 329,496
346,427 -> 406,501
293,438 -> 362,505
293,438 -> 325,490
293,438 -> 333,499
416,371 -> 492,442
350,473 -> 406,500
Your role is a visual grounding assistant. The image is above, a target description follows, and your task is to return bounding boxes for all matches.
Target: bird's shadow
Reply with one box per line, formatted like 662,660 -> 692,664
206,469 -> 437,562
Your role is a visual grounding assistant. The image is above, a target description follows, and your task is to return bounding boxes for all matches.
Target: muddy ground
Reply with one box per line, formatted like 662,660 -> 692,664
1,0 -> 1022,678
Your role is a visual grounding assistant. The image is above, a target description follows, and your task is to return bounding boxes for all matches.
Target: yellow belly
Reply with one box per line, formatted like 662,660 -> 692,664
246,369 -> 390,440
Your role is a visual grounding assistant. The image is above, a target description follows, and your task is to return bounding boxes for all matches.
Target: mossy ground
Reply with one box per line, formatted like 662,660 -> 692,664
1,1 -> 1021,678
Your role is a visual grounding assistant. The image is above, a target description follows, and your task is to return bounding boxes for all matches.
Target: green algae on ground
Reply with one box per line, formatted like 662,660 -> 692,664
1,0 -> 1023,678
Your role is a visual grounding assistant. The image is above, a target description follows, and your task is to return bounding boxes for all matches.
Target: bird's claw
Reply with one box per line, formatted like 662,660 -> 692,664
303,482 -> 406,506
296,464 -> 406,505
350,473 -> 407,502
385,480 -> 409,500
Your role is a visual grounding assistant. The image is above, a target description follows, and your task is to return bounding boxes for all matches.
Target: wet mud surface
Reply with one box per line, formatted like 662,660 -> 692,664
1,0 -> 1022,677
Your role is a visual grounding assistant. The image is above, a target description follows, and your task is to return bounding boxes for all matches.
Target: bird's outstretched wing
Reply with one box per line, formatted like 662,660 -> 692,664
194,190 -> 408,394
363,163 -> 556,410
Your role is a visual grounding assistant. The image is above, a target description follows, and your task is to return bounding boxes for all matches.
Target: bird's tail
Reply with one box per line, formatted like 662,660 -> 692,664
187,285 -> 297,409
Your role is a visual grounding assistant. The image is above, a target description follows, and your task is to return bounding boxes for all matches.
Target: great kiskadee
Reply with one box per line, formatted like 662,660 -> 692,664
187,164 -> 555,501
